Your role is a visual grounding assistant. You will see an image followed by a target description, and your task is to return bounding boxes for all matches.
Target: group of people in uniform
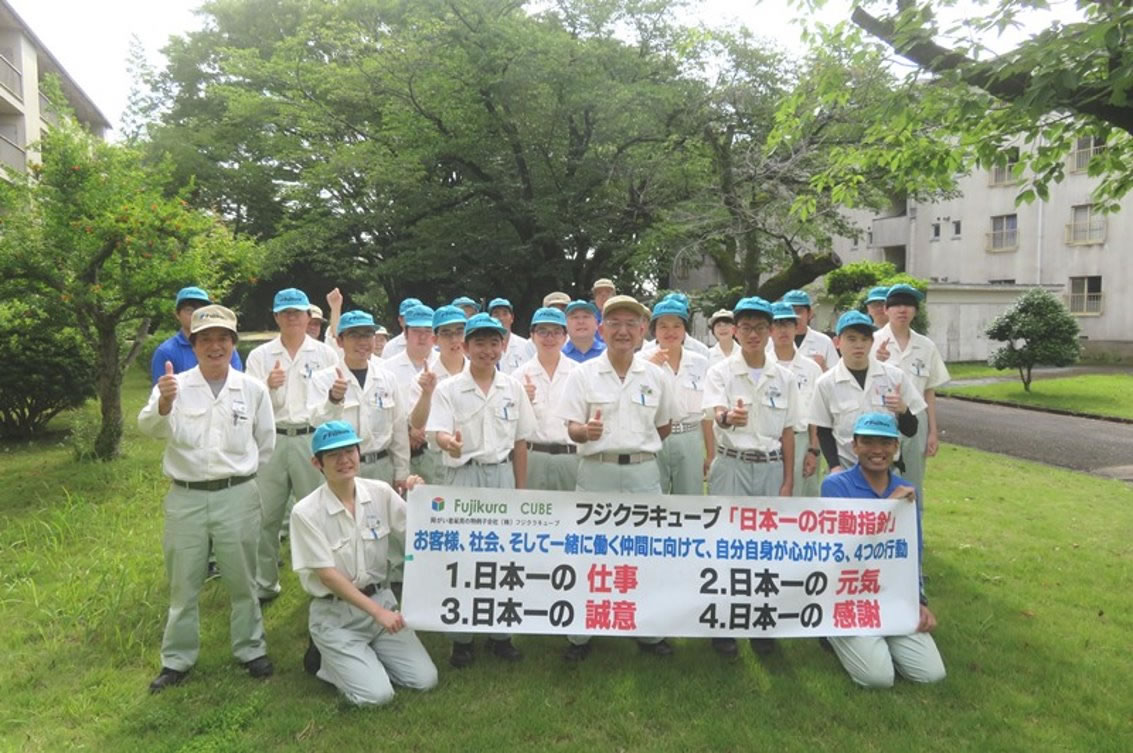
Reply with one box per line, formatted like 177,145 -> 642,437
138,276 -> 948,704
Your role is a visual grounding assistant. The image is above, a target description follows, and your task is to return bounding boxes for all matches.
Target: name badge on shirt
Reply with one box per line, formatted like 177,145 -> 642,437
375,390 -> 392,409
912,358 -> 926,377
231,400 -> 248,425
499,398 -> 517,420
872,383 -> 892,407
303,361 -> 316,380
765,385 -> 783,408
364,513 -> 381,539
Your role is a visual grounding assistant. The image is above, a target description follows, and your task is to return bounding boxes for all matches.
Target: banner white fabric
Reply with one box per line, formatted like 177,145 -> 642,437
402,485 -> 920,638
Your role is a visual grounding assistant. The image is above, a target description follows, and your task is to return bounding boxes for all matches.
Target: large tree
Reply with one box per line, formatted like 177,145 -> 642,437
0,115 -> 260,459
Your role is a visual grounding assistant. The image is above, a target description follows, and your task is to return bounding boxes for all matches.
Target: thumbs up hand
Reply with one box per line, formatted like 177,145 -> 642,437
523,373 -> 536,403
875,337 -> 891,363
585,409 -> 604,441
445,429 -> 464,459
267,359 -> 286,389
418,359 -> 437,394
157,361 -> 178,409
329,367 -> 348,403
729,398 -> 748,427
648,347 -> 668,366
883,382 -> 907,415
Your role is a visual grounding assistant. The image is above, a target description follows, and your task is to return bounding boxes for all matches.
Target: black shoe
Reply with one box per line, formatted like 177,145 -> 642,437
206,562 -> 220,581
563,642 -> 592,662
303,638 -> 321,676
637,639 -> 674,656
450,641 -> 475,668
750,638 -> 777,656
148,667 -> 188,693
245,655 -> 274,679
487,638 -> 523,662
712,638 -> 738,657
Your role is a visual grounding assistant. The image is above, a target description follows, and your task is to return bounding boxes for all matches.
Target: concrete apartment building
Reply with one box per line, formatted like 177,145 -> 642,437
830,135 -> 1129,362
0,0 -> 110,172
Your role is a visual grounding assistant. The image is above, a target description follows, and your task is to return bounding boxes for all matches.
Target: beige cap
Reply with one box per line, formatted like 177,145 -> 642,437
543,291 -> 571,307
709,309 -> 734,326
592,278 -> 616,292
374,325 -> 390,337
308,304 -> 325,321
190,304 -> 238,335
602,294 -> 649,319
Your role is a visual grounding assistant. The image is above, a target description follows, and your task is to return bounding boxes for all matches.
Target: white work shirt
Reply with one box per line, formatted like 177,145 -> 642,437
557,352 -> 678,456
810,358 -> 928,467
515,354 -> 578,445
499,334 -> 536,374
702,351 -> 800,453
289,479 -> 406,598
707,342 -> 735,369
383,350 -> 439,411
768,347 -> 823,432
659,347 -> 710,426
769,327 -> 837,370
383,332 -> 407,359
871,324 -> 950,405
246,335 -> 339,425
138,367 -> 275,481
640,336 -> 712,360
427,370 -> 536,467
308,359 -> 411,479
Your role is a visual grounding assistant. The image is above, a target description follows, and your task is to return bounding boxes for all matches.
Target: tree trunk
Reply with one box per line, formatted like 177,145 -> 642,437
1020,365 -> 1032,392
93,325 -> 124,460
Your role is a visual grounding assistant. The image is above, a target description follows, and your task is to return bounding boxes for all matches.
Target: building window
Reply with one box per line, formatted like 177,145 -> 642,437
1070,135 -> 1105,172
952,220 -> 962,237
988,279 -> 1016,285
1068,276 -> 1103,315
989,147 -> 1019,186
930,222 -> 941,240
987,214 -> 1018,251
1065,204 -> 1106,244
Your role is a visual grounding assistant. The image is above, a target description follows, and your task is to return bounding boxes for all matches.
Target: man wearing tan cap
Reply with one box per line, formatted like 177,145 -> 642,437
543,291 -> 571,311
706,309 -> 735,368
307,304 -> 326,340
592,278 -> 616,314
558,294 -> 679,661
139,304 -> 276,692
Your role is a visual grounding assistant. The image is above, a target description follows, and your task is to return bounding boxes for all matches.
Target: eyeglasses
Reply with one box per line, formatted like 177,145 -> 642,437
736,323 -> 770,335
436,329 -> 465,339
532,327 -> 564,337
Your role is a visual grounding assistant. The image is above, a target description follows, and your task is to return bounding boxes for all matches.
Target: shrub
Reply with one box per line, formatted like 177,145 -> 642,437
986,288 -> 1080,391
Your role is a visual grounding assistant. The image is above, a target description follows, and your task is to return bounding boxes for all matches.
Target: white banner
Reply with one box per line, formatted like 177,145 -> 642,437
402,486 -> 920,638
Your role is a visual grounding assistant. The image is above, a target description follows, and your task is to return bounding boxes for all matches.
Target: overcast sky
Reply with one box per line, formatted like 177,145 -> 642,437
9,0 -> 1069,137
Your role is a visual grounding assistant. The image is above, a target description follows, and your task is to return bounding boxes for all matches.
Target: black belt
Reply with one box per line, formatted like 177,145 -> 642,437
528,442 -> 577,455
411,445 -> 427,458
360,449 -> 389,464
276,425 -> 315,436
320,582 -> 380,600
172,474 -> 256,492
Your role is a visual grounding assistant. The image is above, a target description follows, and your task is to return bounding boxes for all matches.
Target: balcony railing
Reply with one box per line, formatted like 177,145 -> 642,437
1065,219 -> 1106,245
985,229 -> 1018,252
0,53 -> 22,101
1069,144 -> 1105,172
39,90 -> 58,126
988,164 -> 1017,186
1068,292 -> 1103,315
0,131 -> 25,172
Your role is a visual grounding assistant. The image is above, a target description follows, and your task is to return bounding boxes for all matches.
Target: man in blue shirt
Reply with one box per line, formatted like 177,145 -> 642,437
821,412 -> 946,688
151,287 -> 243,384
562,300 -> 606,362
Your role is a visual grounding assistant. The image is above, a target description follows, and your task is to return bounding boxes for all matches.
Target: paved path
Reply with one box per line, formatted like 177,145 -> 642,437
936,397 -> 1133,481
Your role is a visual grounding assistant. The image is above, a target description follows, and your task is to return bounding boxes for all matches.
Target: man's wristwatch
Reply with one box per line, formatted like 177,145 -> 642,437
716,411 -> 730,429
806,446 -> 821,457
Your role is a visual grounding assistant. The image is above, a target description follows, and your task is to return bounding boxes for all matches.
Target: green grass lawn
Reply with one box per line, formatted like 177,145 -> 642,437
944,361 -> 1009,380
2,368 -> 1131,752
942,373 -> 1133,420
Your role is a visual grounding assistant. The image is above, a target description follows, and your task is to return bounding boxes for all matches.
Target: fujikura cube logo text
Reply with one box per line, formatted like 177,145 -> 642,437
431,497 -> 445,512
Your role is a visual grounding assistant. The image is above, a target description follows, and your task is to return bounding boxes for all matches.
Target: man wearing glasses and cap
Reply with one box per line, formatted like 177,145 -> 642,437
245,288 -> 340,604
382,297 -> 423,360
139,305 -> 276,693
291,421 -> 438,705
150,286 -> 243,384
865,286 -> 890,329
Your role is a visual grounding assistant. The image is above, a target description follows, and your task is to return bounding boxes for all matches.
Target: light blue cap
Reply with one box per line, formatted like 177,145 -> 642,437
734,296 -> 773,319
272,288 -> 310,312
651,298 -> 689,322
464,312 -> 507,339
336,310 -> 377,335
886,283 -> 925,303
565,300 -> 599,317
771,302 -> 798,320
487,297 -> 512,312
311,420 -> 362,454
662,292 -> 690,308
403,304 -> 435,329
853,411 -> 899,439
865,286 -> 890,304
432,305 -> 468,331
399,297 -> 423,316
451,296 -> 480,312
836,310 -> 877,334
531,307 -> 568,328
781,289 -> 812,307
175,286 -> 210,307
